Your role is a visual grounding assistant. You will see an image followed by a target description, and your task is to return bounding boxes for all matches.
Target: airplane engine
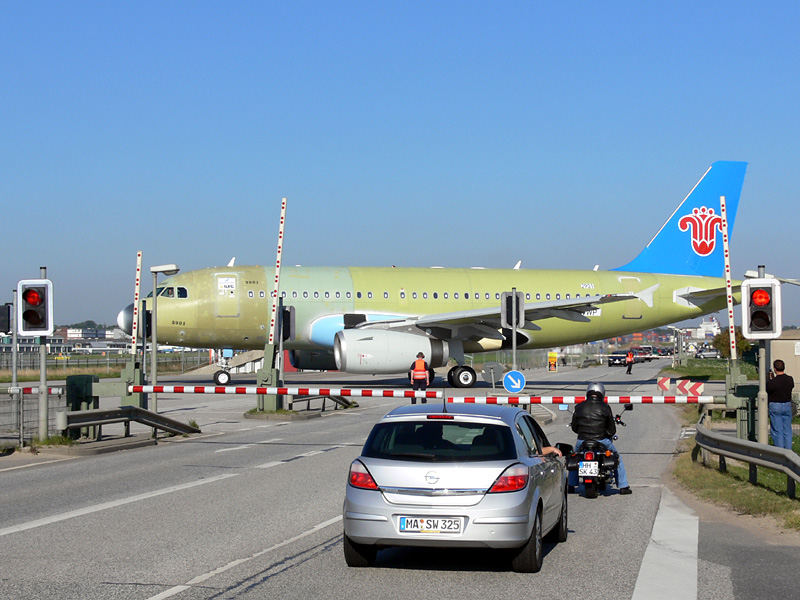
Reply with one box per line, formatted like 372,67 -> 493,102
334,329 -> 449,373
288,350 -> 338,371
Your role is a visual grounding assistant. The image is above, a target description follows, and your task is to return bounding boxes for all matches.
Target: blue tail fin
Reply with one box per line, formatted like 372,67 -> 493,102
613,161 -> 747,277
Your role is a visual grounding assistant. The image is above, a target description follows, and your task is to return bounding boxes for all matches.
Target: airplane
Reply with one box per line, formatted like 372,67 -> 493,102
118,161 -> 747,387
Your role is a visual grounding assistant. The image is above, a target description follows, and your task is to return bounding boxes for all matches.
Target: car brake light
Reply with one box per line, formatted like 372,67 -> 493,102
348,460 -> 379,490
427,414 -> 454,419
584,451 -> 595,460
488,465 -> 529,493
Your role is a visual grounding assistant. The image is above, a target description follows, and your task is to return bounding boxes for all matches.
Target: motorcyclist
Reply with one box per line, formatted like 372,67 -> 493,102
569,382 -> 632,495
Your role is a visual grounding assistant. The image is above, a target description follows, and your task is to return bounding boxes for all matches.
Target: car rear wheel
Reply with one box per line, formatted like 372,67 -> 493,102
511,510 -> 543,573
343,533 -> 377,567
545,488 -> 568,543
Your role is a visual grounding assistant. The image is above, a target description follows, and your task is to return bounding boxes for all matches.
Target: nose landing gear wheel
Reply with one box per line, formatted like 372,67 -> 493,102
213,370 -> 231,386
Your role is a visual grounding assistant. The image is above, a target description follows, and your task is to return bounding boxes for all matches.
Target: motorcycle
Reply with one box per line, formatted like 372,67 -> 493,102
566,404 -> 632,498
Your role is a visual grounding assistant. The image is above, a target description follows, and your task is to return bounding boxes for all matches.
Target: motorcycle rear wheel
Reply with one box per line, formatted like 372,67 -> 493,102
584,480 -> 598,499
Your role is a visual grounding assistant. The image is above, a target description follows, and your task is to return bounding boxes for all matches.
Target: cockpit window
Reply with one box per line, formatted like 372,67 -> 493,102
158,287 -> 175,298
177,287 -> 188,298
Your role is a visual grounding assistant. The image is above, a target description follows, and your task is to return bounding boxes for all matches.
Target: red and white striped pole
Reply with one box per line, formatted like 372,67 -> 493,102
447,395 -> 715,404
129,385 -> 441,399
267,198 -> 287,348
720,195 -> 737,359
130,251 -> 143,357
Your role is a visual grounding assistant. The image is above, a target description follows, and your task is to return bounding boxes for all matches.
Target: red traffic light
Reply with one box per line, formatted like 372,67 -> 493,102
22,288 -> 43,306
751,288 -> 771,307
16,279 -> 54,336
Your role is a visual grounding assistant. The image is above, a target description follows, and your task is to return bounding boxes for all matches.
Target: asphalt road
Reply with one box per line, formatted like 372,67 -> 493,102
1,360 -> 798,599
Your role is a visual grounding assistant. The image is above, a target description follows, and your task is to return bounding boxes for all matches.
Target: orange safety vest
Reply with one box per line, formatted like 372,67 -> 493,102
412,359 -> 428,379
626,352 -> 634,363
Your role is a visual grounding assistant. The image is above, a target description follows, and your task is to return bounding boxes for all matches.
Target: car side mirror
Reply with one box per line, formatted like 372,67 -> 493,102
555,442 -> 573,455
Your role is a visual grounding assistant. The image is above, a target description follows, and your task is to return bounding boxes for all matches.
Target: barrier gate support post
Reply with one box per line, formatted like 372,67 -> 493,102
66,375 -> 99,439
256,344 -> 281,412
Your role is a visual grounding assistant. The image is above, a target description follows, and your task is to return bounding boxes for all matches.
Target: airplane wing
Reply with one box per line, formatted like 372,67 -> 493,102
358,294 -> 636,340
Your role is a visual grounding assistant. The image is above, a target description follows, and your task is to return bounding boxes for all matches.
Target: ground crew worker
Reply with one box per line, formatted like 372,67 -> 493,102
409,352 -> 430,404
625,350 -> 634,375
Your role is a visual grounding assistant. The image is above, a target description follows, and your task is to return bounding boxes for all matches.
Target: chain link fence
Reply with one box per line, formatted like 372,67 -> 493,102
0,392 -> 66,444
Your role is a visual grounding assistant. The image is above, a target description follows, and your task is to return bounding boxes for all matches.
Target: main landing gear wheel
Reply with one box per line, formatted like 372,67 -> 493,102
213,370 -> 231,386
447,366 -> 477,388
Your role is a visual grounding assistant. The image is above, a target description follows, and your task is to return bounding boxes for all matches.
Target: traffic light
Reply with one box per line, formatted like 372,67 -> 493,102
501,291 -> 525,329
16,279 -> 54,336
741,278 -> 782,340
0,303 -> 11,334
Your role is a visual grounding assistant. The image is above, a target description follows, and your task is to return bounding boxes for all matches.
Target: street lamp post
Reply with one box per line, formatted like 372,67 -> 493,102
150,264 -> 179,414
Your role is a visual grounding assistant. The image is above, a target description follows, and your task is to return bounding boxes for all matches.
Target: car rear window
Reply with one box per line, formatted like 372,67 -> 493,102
362,421 -> 516,462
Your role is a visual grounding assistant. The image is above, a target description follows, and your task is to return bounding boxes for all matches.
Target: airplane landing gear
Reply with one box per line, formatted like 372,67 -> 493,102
213,370 -> 231,386
447,365 -> 477,388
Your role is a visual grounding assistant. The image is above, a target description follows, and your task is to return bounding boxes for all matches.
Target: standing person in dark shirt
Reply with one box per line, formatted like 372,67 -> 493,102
766,359 -> 795,450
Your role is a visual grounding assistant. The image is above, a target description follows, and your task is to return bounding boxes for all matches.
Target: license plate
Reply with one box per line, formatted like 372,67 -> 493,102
398,516 -> 463,534
579,461 -> 599,476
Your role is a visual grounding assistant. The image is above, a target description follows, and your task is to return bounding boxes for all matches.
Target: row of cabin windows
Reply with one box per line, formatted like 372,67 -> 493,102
277,290 -> 601,301
149,286 -> 598,303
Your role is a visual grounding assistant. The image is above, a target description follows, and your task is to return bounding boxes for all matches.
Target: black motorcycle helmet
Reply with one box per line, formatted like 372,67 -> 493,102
586,382 -> 606,401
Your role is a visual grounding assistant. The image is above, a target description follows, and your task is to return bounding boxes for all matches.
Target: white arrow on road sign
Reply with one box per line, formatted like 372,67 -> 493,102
503,370 -> 526,394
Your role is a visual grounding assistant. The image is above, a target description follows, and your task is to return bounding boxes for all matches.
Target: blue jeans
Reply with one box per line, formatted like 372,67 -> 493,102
769,402 -> 794,450
569,438 -> 630,489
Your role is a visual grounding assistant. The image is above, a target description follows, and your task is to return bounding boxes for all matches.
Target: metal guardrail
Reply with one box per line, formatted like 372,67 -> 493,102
62,406 -> 201,437
694,412 -> 799,497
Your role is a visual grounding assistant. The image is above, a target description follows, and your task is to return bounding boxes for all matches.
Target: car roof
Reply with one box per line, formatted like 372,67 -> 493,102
381,402 -> 523,426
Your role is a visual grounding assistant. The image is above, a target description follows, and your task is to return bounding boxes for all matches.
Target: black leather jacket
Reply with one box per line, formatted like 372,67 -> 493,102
571,397 -> 616,440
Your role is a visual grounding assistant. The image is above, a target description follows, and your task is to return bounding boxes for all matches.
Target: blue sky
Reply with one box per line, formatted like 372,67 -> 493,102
2,1 -> 799,326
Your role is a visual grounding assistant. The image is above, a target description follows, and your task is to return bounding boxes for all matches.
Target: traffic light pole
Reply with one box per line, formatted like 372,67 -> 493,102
512,287 -> 518,371
758,341 -> 768,444
12,289 -> 22,446
756,264 -> 768,444
38,266 -> 48,441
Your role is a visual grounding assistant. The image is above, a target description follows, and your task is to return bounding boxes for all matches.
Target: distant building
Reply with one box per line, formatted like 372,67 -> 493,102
687,317 -> 721,340
67,328 -> 106,340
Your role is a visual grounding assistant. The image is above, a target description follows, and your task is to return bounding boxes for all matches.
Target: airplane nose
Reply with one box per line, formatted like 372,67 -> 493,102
117,303 -> 134,335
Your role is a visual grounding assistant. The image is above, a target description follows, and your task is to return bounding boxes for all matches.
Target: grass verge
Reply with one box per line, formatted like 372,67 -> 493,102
0,363 -> 201,383
672,406 -> 800,531
661,358 -> 757,381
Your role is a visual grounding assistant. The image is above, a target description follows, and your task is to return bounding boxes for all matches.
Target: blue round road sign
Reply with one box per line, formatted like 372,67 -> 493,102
503,370 -> 526,394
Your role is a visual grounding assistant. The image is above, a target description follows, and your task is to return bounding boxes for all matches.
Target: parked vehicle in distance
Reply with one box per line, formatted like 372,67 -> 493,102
608,352 -> 627,367
695,348 -> 722,359
630,347 -> 652,362
343,403 -> 572,573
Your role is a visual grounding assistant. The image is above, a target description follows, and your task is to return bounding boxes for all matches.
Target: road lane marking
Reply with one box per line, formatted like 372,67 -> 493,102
0,473 -> 238,538
254,460 -> 283,469
2,444 -> 351,538
0,456 -> 76,472
215,444 -> 254,453
145,515 -> 343,600
257,438 -> 282,444
632,487 -> 698,600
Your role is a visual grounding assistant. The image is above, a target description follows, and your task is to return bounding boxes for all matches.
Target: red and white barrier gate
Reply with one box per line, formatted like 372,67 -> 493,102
447,395 -> 714,404
3,387 -> 63,396
129,385 -> 441,399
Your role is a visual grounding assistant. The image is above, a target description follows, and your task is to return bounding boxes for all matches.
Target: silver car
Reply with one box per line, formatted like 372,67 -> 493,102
343,403 -> 570,572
